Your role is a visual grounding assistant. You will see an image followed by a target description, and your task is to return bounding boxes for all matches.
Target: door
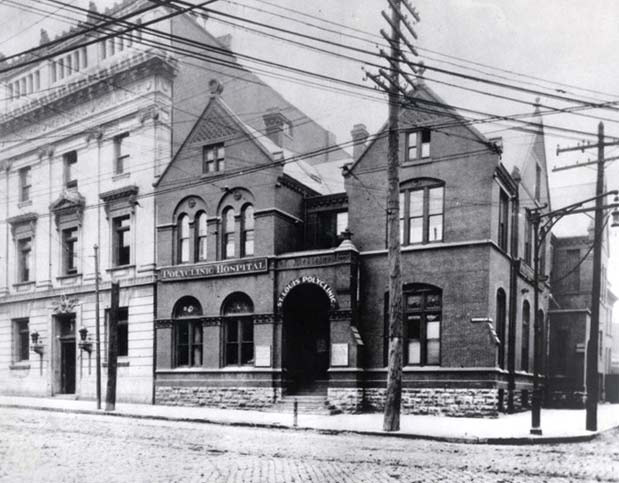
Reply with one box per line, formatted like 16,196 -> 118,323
60,339 -> 76,394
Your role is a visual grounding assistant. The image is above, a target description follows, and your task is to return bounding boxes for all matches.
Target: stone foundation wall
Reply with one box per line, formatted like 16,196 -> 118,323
328,388 -> 364,413
155,386 -> 282,410
361,388 -> 500,417
546,390 -> 586,409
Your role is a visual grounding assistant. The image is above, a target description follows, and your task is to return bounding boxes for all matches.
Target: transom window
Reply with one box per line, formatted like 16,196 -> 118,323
399,183 -> 444,245
203,144 -> 225,174
406,129 -> 431,162
404,285 -> 441,365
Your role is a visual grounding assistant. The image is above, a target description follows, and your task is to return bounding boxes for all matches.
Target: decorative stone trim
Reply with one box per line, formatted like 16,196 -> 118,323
329,309 -> 353,321
155,386 -> 282,410
253,314 -> 275,324
306,192 -> 348,209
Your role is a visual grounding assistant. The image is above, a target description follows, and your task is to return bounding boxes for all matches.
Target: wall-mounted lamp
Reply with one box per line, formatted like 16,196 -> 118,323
78,326 -> 92,353
30,331 -> 44,355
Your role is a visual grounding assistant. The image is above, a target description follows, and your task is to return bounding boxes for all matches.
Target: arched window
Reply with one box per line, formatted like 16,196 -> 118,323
521,300 -> 530,372
496,289 -> 507,369
177,214 -> 190,263
403,284 -> 442,365
222,207 -> 235,259
222,293 -> 254,366
172,296 -> 203,367
241,204 -> 254,257
196,212 -> 208,261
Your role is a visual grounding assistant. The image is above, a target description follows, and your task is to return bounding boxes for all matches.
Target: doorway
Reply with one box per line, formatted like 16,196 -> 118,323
56,314 -> 76,394
282,284 -> 330,395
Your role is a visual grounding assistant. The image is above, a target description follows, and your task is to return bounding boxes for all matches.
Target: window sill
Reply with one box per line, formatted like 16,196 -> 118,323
18,200 -> 33,209
12,281 -> 35,288
56,273 -> 82,281
403,157 -> 432,166
102,360 -> 130,367
106,264 -> 135,273
200,171 -> 223,179
112,172 -> 131,182
10,362 -> 31,370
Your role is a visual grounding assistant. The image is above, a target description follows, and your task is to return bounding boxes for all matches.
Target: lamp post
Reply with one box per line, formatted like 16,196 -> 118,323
528,191 -> 619,435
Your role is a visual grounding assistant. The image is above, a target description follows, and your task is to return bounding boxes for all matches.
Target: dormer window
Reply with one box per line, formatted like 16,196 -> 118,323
406,129 -> 431,161
202,143 -> 225,174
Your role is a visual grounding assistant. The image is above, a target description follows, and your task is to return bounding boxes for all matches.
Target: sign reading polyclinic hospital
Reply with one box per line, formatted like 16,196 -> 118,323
277,275 -> 337,308
159,258 -> 268,281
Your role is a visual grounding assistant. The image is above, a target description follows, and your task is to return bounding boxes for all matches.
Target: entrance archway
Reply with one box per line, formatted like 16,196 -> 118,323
282,283 -> 331,395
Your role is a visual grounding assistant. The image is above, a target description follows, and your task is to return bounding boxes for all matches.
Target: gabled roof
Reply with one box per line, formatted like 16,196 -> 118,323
347,83 -> 495,174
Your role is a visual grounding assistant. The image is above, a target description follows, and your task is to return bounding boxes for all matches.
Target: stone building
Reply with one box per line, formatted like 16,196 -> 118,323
0,1 -> 344,403
153,82 -> 552,417
547,227 -> 617,407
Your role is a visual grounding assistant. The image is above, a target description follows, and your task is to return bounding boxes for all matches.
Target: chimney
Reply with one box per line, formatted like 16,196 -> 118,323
351,123 -> 369,161
39,29 -> 50,46
263,107 -> 290,148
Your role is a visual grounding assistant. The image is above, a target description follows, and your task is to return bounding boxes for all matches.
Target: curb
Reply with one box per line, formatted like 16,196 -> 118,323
0,402 -> 610,445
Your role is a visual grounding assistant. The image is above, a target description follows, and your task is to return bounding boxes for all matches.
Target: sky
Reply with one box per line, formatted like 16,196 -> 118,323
0,0 -> 618,308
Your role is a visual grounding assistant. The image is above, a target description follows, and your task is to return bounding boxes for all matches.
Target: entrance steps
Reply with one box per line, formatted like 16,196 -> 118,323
268,394 -> 341,415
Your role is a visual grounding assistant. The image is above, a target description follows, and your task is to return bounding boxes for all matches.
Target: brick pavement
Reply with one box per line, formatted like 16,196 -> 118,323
1,407 -> 619,482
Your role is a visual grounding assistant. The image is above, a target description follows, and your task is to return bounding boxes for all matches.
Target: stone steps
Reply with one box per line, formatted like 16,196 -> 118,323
267,395 -> 341,415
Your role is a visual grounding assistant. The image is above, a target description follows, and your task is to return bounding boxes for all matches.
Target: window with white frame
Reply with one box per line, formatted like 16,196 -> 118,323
399,181 -> 444,245
405,129 -> 431,162
13,318 -> 29,362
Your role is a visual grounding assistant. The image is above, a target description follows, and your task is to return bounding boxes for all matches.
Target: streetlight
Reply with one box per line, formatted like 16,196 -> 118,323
528,190 -> 618,435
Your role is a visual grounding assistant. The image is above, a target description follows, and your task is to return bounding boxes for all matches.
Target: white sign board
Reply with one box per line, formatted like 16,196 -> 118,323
254,345 -> 272,367
331,343 -> 349,367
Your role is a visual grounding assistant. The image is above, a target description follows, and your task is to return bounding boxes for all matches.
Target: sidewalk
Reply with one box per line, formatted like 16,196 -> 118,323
1,395 -> 618,445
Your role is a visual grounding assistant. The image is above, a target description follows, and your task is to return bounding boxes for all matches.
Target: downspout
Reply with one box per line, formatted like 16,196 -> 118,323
507,186 -> 520,413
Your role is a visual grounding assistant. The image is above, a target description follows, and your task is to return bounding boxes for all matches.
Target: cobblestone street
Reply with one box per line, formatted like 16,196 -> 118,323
1,407 -> 618,482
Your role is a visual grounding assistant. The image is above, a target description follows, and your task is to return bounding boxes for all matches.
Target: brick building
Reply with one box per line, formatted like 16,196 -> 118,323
548,226 -> 617,407
153,82 -> 552,417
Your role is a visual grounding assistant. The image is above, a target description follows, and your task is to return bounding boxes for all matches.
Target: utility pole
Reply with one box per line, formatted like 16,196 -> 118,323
555,122 -> 619,431
105,281 -> 120,411
94,245 -> 102,410
365,0 -> 421,432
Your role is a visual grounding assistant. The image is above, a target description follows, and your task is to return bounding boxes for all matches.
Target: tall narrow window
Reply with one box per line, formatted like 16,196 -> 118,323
202,143 -> 225,173
498,189 -> 509,251
113,215 -> 131,266
27,74 -> 33,94
496,289 -> 507,369
18,238 -> 32,282
73,51 -> 80,72
100,41 -> 107,60
400,182 -> 444,245
173,297 -> 203,367
524,216 -> 532,265
19,167 -> 31,202
403,285 -> 442,365
223,207 -> 235,259
535,165 -> 542,201
177,214 -> 190,263
50,61 -> 57,83
58,58 -> 64,79
81,47 -> 88,68
114,133 -> 129,174
521,301 -> 530,372
62,227 -> 78,275
34,71 -> 40,91
196,212 -> 208,261
14,319 -> 30,362
223,293 -> 254,366
64,151 -> 78,189
117,307 -> 129,357
241,205 -> 254,257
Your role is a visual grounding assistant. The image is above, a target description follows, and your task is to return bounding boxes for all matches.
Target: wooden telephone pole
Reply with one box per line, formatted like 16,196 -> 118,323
366,0 -> 421,432
105,281 -> 120,411
555,122 -> 619,431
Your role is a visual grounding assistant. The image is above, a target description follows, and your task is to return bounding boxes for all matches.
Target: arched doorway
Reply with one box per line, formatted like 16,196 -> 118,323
282,283 -> 331,395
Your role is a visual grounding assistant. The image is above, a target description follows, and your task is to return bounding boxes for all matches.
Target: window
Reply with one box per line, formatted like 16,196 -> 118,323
114,133 -> 130,174
66,55 -> 72,77
496,289 -> 507,369
62,227 -> 78,275
524,215 -> 532,265
241,205 -> 254,257
100,41 -> 107,60
399,184 -> 444,245
105,307 -> 129,358
196,212 -> 208,261
14,319 -> 29,362
58,58 -> 64,79
177,214 -> 190,263
64,151 -> 78,189
19,167 -> 31,202
223,293 -> 254,366
18,238 -> 32,282
306,210 -> 348,249
112,215 -> 131,266
336,212 -> 348,236
34,71 -> 40,91
202,144 -> 225,174
498,189 -> 509,251
535,165 -> 542,201
82,47 -> 88,68
521,301 -> 530,372
406,129 -> 431,161
564,249 -> 580,292
403,284 -> 441,365
222,207 -> 235,259
173,297 -> 203,367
